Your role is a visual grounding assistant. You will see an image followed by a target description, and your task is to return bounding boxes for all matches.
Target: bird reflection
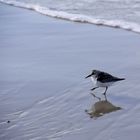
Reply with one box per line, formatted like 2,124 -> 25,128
85,94 -> 121,118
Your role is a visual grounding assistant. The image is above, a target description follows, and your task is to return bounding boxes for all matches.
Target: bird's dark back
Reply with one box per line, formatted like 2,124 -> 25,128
97,71 -> 124,83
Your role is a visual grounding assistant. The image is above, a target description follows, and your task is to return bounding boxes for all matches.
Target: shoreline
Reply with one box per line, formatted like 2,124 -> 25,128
1,3 -> 140,140
0,1 -> 140,34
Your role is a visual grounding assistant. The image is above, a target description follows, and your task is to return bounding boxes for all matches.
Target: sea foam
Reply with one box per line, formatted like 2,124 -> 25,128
1,0 -> 140,33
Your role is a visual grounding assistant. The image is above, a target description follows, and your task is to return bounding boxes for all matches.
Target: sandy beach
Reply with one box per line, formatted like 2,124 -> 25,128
1,3 -> 140,140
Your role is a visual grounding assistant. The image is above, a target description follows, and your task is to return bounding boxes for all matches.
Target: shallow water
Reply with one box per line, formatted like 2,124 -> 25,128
1,3 -> 140,140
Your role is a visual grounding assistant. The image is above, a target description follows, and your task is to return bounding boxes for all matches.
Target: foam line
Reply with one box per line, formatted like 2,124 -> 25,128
1,0 -> 140,33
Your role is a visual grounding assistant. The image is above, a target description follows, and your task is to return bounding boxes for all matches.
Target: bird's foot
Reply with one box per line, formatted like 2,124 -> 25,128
90,87 -> 97,91
102,93 -> 107,101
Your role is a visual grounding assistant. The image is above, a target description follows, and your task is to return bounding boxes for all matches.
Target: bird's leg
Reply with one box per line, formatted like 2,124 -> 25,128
90,93 -> 101,101
103,87 -> 108,95
103,87 -> 108,101
90,87 -> 99,91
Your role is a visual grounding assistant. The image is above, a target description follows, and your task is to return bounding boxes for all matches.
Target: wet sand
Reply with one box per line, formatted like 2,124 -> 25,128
1,3 -> 140,140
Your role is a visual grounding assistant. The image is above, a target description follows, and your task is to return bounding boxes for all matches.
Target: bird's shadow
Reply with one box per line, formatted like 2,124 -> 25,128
85,94 -> 122,118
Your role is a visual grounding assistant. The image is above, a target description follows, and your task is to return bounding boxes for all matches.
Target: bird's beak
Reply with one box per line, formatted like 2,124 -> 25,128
85,74 -> 92,79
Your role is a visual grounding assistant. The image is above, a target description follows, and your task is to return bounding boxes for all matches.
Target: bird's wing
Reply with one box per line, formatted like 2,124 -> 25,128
97,72 -> 117,83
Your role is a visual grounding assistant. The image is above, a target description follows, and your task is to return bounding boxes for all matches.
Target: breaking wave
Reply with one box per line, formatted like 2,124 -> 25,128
1,0 -> 140,33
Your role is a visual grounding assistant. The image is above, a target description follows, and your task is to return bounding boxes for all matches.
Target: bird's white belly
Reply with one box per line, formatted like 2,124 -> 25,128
90,77 -> 96,84
90,77 -> 114,87
96,81 -> 114,87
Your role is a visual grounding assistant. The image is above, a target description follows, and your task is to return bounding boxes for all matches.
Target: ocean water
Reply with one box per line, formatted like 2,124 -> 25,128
1,0 -> 140,33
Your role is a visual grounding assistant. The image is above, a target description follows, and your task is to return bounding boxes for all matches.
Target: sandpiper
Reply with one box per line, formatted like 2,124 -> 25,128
85,70 -> 125,98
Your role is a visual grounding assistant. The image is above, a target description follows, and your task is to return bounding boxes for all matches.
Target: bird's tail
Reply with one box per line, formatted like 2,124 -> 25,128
116,78 -> 125,81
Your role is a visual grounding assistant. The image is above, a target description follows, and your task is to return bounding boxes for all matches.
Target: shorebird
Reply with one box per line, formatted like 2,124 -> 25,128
85,70 -> 125,98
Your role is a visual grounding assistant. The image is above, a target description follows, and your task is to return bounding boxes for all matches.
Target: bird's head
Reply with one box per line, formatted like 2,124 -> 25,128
85,70 -> 100,79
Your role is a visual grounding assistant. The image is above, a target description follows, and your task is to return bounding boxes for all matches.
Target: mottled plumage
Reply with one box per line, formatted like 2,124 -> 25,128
97,71 -> 125,83
85,70 -> 125,99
